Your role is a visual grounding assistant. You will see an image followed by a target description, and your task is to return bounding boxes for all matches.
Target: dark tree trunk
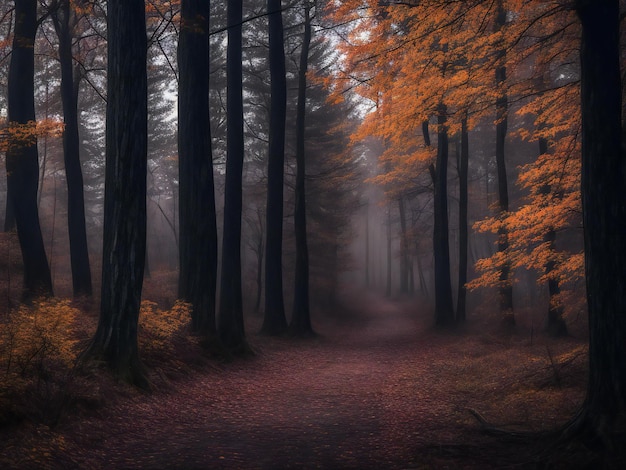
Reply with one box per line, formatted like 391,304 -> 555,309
544,228 -> 567,337
495,0 -> 513,323
456,116 -> 469,323
386,206 -> 392,298
290,2 -> 314,337
254,235 -> 263,313
85,0 -> 148,387
261,0 -> 288,335
218,0 -> 248,351
6,0 -> 53,300
538,137 -> 567,337
573,0 -> 626,444
433,105 -> 455,326
178,0 -> 218,337
4,191 -> 15,232
398,196 -> 409,294
52,1 -> 93,298
365,203 -> 370,287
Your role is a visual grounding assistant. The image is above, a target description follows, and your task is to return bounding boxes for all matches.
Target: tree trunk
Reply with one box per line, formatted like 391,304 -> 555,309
261,0 -> 288,335
433,105 -> 454,327
6,0 -> 53,301
365,202 -> 370,287
538,137 -> 567,337
255,235 -> 263,313
495,0 -> 513,323
178,0 -> 219,337
456,116 -> 469,323
290,1 -> 314,337
573,0 -> 626,444
386,205 -> 392,298
398,195 -> 409,294
85,0 -> 148,387
4,191 -> 15,232
218,0 -> 248,351
52,1 -> 93,298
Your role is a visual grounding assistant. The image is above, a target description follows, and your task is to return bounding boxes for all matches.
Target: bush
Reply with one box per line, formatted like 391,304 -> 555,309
0,300 -> 81,426
138,300 -> 193,359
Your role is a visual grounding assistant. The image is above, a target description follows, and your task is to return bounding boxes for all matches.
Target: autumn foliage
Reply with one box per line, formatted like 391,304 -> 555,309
328,0 -> 586,320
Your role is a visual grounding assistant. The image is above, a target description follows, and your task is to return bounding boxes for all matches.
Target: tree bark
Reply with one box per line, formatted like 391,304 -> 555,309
386,205 -> 392,298
52,0 -> 93,298
254,235 -> 263,313
456,116 -> 469,323
433,105 -> 454,326
85,0 -> 148,387
495,0 -> 513,323
178,0 -> 219,337
573,0 -> 626,444
538,137 -> 567,337
398,195 -> 409,294
290,1 -> 314,336
365,202 -> 370,288
6,0 -> 54,300
261,0 -> 288,335
218,0 -> 248,351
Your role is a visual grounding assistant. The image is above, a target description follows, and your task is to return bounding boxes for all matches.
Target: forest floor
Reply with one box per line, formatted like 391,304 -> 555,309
0,284 -> 603,469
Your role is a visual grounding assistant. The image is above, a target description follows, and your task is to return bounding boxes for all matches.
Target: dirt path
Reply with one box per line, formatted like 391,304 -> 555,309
4,290 -> 586,469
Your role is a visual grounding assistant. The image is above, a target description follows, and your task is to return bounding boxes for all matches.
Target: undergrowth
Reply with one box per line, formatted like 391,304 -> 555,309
0,299 -> 81,426
0,298 -> 200,428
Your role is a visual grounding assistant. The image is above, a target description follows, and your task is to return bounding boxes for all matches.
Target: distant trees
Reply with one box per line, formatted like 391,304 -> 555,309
6,0 -> 54,300
329,0 -> 589,330
85,0 -> 148,386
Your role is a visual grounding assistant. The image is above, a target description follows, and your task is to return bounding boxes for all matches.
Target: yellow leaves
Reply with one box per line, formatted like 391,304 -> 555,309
138,300 -> 192,356
0,299 -> 81,381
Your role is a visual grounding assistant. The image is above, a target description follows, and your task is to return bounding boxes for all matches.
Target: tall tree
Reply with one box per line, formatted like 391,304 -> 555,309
537,137 -> 567,337
289,0 -> 314,337
85,0 -> 148,386
51,0 -> 93,297
261,0 -> 288,335
456,116 -> 469,323
218,0 -> 248,352
6,0 -> 54,300
178,0 -> 219,337
571,0 -> 626,446
433,105 -> 455,326
494,0 -> 514,323
398,195 -> 410,294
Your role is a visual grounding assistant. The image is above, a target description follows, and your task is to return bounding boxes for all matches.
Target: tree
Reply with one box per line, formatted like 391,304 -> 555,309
261,0 -> 288,335
432,105 -> 455,326
218,0 -> 248,352
456,115 -> 469,323
51,0 -> 93,297
178,0 -> 219,337
493,0 -> 514,324
85,0 -> 148,387
289,0 -> 314,336
571,0 -> 626,447
6,0 -> 54,300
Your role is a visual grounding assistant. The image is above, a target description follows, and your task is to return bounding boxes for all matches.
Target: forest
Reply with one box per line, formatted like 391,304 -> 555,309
0,0 -> 625,468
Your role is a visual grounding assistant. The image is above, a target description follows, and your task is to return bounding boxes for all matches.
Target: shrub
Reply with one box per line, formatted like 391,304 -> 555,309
138,300 -> 192,359
0,300 -> 82,425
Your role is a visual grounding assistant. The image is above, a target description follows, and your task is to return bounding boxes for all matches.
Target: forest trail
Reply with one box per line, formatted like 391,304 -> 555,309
3,288 -> 585,469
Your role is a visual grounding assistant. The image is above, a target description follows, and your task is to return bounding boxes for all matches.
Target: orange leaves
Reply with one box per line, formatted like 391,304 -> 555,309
0,118 -> 64,153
